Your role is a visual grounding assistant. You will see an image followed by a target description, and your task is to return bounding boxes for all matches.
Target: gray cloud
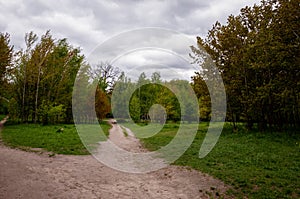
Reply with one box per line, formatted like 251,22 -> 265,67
1,0 -> 261,49
0,0 -> 260,80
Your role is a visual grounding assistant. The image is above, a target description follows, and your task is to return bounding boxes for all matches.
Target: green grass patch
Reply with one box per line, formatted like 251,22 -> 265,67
141,123 -> 300,199
141,123 -> 180,151
100,121 -> 111,136
0,114 -> 7,121
120,126 -> 128,137
1,122 -> 112,155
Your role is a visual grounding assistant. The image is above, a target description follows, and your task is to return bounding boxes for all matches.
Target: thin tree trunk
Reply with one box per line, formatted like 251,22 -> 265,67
22,64 -> 27,122
34,65 -> 42,123
34,49 -> 52,123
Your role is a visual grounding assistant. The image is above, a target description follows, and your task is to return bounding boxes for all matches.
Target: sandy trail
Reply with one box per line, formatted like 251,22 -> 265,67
0,120 -> 231,199
108,123 -> 146,153
95,122 -> 168,173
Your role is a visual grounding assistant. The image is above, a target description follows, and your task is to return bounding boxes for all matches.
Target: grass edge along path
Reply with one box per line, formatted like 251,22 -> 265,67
141,123 -> 300,199
1,122 -> 112,155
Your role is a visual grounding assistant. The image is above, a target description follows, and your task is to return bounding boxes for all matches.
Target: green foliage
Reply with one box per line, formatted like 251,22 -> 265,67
0,115 -> 6,121
8,98 -> 19,121
38,102 -> 66,125
0,32 -> 13,89
48,104 -> 66,124
129,95 -> 141,122
0,33 -> 13,114
114,72 -> 196,123
125,72 -> 193,123
191,0 -> 300,131
9,31 -> 85,124
141,123 -> 300,198
191,74 -> 211,121
38,100 -> 50,125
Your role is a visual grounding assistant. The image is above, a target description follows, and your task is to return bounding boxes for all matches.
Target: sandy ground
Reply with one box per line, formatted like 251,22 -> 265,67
108,123 -> 147,153
0,119 -> 231,199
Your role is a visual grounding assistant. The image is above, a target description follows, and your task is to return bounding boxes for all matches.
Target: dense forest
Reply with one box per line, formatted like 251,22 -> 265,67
191,0 -> 299,131
0,31 -> 85,124
0,0 -> 299,132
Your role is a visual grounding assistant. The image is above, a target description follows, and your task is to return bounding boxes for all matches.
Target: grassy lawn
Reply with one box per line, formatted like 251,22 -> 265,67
1,122 -> 111,155
142,123 -> 300,199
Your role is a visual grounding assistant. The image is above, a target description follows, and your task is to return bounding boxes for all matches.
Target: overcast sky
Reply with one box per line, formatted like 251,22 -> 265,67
0,0 -> 261,81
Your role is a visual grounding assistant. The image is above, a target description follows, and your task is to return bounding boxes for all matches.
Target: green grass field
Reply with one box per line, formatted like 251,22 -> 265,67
1,121 -> 299,198
141,123 -> 300,198
1,122 -> 111,155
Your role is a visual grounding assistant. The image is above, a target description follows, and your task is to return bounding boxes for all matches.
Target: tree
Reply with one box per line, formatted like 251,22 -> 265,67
8,98 -> 19,121
0,33 -> 13,87
0,32 -> 13,114
95,87 -> 111,121
86,62 -> 120,121
111,72 -> 134,119
191,73 -> 211,121
89,62 -> 120,93
14,31 -> 38,122
114,72 -> 183,123
191,0 -> 300,131
31,31 -> 55,123
12,31 -> 85,124
129,95 -> 140,122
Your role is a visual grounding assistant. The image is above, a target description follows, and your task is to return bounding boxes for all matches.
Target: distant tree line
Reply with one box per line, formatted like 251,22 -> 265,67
191,0 -> 299,131
72,68 -> 198,124
112,72 -> 198,123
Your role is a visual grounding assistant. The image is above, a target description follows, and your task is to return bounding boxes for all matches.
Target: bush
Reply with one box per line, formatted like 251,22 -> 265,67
38,101 -> 66,125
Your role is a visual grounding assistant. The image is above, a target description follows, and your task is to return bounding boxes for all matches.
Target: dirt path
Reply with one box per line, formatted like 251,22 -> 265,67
94,121 -> 169,173
108,122 -> 146,153
0,119 -> 231,199
0,116 -> 8,129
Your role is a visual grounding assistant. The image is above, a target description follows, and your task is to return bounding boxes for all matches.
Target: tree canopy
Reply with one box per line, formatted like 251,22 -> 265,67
2,31 -> 85,124
191,0 -> 300,131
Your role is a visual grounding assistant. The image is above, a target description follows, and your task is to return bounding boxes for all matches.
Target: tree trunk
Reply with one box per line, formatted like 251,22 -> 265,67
34,49 -> 51,123
34,65 -> 42,123
22,64 -> 27,122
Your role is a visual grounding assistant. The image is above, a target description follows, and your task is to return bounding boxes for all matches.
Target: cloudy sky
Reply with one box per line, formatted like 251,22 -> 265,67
0,0 -> 261,81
